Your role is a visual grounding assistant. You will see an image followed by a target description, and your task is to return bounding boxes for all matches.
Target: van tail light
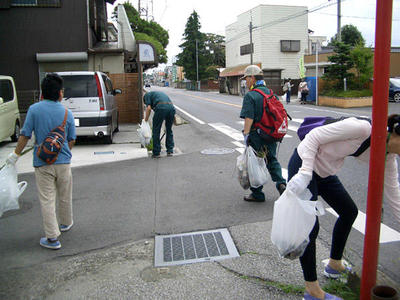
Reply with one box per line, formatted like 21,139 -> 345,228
95,73 -> 105,111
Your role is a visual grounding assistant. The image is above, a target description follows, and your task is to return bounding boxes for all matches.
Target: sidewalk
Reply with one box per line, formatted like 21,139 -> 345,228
0,124 -> 148,174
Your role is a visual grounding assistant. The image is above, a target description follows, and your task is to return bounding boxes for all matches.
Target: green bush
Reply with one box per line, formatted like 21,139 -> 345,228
321,89 -> 372,98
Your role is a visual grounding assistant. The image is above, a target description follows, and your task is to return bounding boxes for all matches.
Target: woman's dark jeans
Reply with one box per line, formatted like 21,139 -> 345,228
288,149 -> 358,281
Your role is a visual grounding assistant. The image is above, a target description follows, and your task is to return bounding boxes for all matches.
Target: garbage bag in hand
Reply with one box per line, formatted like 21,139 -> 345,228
271,189 -> 325,260
247,146 -> 268,188
0,164 -> 27,217
137,119 -> 152,146
236,149 -> 250,190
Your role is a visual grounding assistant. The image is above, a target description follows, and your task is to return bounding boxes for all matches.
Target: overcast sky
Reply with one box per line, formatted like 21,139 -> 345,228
108,0 -> 400,64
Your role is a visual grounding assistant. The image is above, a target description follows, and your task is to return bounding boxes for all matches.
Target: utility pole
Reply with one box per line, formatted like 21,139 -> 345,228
249,11 -> 257,65
249,21 -> 254,65
196,39 -> 199,91
337,0 -> 341,41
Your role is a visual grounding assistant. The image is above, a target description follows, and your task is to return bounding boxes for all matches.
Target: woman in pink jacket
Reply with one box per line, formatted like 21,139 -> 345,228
286,115 -> 400,300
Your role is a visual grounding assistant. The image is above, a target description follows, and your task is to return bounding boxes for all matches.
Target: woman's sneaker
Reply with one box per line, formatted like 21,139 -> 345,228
60,221 -> 73,232
303,292 -> 343,300
324,264 -> 352,279
40,237 -> 61,250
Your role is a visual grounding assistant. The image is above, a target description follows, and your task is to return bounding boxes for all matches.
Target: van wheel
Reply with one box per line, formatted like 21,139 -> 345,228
11,122 -> 20,142
104,133 -> 113,144
394,93 -> 400,103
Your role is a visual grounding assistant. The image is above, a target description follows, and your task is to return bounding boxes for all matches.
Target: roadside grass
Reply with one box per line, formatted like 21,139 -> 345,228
321,89 -> 373,98
323,276 -> 360,300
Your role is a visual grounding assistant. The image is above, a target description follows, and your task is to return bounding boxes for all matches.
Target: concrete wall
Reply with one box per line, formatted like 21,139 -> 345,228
88,53 -> 125,74
225,4 -> 308,79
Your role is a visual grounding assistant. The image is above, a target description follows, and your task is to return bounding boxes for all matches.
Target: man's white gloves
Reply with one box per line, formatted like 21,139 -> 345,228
6,152 -> 19,165
243,134 -> 249,146
287,171 -> 312,195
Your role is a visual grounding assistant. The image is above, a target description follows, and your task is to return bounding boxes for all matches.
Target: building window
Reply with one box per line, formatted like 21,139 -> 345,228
240,43 -> 253,56
11,0 -> 61,7
280,40 -> 300,52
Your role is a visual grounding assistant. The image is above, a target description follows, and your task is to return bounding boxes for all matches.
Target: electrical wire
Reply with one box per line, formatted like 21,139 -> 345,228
225,0 -> 345,43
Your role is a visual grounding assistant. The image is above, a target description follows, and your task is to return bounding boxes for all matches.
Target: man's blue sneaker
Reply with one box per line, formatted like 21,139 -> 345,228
40,237 -> 61,250
60,221 -> 73,232
324,264 -> 352,279
303,292 -> 343,300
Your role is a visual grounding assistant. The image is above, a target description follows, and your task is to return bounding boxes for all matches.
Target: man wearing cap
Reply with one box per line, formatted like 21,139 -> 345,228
239,65 -> 287,202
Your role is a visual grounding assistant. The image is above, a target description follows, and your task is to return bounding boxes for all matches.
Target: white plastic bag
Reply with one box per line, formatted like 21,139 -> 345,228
137,119 -> 152,146
236,149 -> 250,190
247,146 -> 268,188
0,164 -> 27,217
271,189 -> 325,259
282,93 -> 287,102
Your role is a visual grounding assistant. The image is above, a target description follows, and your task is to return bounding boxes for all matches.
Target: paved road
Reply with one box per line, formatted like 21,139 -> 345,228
150,85 -> 400,285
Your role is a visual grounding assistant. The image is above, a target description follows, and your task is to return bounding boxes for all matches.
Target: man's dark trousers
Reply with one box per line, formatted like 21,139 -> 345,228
152,105 -> 175,156
248,132 -> 286,200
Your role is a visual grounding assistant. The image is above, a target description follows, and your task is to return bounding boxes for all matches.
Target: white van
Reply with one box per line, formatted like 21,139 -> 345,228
0,75 -> 21,143
56,71 -> 122,144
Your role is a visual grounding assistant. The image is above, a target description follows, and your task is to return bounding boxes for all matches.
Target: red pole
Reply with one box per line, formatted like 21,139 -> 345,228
360,0 -> 393,298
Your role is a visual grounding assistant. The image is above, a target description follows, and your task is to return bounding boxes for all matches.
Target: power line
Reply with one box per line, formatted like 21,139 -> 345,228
316,11 -> 400,21
226,0 -> 344,43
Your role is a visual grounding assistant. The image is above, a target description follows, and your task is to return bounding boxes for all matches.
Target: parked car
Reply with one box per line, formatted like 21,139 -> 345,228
0,75 -> 21,143
389,78 -> 400,103
56,71 -> 122,144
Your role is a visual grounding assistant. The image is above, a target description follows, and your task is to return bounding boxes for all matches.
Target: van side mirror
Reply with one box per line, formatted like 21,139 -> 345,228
113,89 -> 122,95
0,97 -> 3,105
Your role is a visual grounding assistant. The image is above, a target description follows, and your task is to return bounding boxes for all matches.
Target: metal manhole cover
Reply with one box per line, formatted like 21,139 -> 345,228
200,148 -> 235,155
154,228 -> 239,267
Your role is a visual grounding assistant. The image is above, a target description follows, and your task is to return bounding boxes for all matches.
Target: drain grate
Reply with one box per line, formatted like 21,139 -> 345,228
154,228 -> 239,267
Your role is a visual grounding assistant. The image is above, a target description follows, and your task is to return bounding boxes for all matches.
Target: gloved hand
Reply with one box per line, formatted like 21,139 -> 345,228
243,133 -> 249,146
6,152 -> 19,165
287,171 -> 312,195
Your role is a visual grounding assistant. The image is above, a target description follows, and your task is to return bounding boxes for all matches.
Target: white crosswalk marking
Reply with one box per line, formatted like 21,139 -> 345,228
326,208 -> 400,244
209,123 -> 243,141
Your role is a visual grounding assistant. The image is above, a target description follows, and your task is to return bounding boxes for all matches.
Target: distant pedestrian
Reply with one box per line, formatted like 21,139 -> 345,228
240,79 -> 247,96
283,79 -> 294,104
240,65 -> 287,202
299,80 -> 309,104
144,91 -> 176,158
286,115 -> 400,300
226,79 -> 232,95
6,73 -> 76,250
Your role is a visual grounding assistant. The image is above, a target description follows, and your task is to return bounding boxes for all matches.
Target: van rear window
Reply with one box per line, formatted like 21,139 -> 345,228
62,75 -> 98,98
0,79 -> 14,102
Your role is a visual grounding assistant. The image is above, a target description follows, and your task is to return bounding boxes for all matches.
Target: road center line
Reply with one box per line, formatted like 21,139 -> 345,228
174,105 -> 205,125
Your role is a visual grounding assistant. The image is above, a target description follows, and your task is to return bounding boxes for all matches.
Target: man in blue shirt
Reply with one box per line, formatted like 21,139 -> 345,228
240,65 -> 286,202
7,73 -> 76,250
144,91 -> 175,158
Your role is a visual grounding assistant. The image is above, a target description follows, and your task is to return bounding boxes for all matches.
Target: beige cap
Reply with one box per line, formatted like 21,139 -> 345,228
240,65 -> 263,79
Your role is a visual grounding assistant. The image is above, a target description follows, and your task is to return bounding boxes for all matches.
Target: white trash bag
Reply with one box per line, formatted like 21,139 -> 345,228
137,119 -> 152,146
236,149 -> 250,190
0,164 -> 27,217
271,189 -> 325,260
247,146 -> 268,188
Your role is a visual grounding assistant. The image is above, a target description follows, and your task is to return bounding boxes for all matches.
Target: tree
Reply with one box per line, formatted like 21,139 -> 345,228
113,2 -> 169,64
329,24 -> 365,47
176,11 -> 209,81
323,41 -> 354,89
350,43 -> 373,89
204,33 -> 225,67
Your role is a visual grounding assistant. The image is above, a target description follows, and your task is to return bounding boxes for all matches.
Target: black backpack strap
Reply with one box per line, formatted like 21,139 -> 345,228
351,136 -> 370,157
